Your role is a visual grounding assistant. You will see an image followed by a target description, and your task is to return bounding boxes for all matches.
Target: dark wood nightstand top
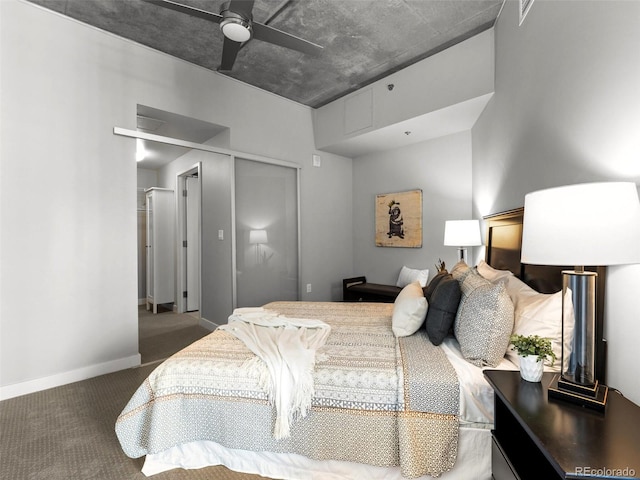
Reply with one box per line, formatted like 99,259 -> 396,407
485,370 -> 640,479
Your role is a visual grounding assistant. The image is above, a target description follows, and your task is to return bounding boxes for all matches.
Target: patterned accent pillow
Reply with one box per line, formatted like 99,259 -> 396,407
425,274 -> 461,346
392,281 -> 428,337
454,270 -> 514,367
396,265 -> 430,288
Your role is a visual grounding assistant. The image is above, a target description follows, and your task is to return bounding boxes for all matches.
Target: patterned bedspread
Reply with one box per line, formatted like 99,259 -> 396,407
116,302 -> 460,478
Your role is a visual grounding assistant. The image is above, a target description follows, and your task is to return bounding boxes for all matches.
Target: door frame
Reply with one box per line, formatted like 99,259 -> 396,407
176,163 -> 202,314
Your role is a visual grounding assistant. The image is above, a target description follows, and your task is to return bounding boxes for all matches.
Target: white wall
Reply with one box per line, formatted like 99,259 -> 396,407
473,0 -> 640,404
352,131 -> 474,285
300,151 -> 355,300
0,0 -> 353,399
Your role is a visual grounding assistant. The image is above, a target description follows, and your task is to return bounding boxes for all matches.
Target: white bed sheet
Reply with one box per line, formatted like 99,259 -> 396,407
142,426 -> 491,480
440,336 -> 518,425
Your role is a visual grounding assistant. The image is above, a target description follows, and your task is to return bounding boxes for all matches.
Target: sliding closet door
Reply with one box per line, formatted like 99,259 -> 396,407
235,158 -> 299,307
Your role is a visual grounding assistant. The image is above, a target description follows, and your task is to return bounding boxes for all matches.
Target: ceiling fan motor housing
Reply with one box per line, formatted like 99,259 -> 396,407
219,3 -> 253,43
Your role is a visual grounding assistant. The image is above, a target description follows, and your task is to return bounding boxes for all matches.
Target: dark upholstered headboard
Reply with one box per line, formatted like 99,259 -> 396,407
484,208 -> 607,382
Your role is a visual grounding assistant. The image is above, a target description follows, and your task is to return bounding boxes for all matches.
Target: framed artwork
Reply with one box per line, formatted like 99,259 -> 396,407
375,189 -> 422,248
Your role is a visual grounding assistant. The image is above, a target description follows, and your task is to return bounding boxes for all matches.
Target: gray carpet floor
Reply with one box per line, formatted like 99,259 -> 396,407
138,305 -> 211,364
0,307 -> 271,480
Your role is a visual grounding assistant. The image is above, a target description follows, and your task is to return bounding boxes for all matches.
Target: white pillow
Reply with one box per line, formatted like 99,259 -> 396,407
506,288 -> 574,372
392,281 -> 428,337
500,274 -> 538,306
476,259 -> 513,283
396,266 -> 429,288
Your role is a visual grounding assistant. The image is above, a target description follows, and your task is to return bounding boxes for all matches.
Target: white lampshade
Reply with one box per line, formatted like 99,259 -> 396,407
521,182 -> 640,266
249,229 -> 268,244
443,220 -> 482,247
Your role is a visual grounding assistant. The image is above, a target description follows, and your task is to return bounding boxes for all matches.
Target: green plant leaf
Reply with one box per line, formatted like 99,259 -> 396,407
509,334 -> 556,366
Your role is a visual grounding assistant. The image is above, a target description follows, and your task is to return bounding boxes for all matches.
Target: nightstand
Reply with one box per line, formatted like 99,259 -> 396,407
484,370 -> 640,480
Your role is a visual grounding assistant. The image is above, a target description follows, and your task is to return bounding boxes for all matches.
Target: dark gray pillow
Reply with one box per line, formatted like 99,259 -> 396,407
425,275 -> 461,346
423,270 -> 448,302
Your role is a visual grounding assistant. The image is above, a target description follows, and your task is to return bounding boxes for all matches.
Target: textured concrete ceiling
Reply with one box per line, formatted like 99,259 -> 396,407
27,0 -> 503,108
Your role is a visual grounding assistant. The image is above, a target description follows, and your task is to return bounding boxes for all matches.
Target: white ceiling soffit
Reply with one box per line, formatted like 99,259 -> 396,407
320,93 -> 494,158
137,114 -> 165,132
135,105 -> 228,169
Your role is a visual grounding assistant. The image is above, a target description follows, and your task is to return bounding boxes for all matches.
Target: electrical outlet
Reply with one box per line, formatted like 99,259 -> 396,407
306,283 -> 312,293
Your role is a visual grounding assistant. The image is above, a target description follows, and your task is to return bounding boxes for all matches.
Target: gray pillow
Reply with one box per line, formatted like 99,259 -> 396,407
425,274 -> 461,346
423,270 -> 448,301
450,260 -> 473,283
454,270 -> 514,367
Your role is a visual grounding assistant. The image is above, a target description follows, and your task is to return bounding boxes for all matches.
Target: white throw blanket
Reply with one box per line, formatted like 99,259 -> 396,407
218,307 -> 331,439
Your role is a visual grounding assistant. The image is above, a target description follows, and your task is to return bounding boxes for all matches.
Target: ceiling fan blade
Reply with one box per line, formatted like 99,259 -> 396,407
142,0 -> 223,24
227,0 -> 255,19
219,36 -> 243,71
252,22 -> 323,56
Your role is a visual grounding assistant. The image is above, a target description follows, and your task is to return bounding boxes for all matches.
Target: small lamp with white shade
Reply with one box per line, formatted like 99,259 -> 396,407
444,220 -> 482,263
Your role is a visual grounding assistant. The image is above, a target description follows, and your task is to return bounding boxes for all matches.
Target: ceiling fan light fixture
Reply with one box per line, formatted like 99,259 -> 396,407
220,17 -> 252,43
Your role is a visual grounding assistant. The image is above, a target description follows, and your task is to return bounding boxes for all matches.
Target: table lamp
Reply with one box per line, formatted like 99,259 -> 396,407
444,220 -> 482,263
521,182 -> 640,410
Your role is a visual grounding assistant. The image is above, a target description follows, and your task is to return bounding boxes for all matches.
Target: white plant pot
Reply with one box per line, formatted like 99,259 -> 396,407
519,354 -> 544,382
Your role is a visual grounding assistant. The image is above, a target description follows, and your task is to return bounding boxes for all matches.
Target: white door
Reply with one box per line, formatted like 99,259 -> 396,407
185,176 -> 201,311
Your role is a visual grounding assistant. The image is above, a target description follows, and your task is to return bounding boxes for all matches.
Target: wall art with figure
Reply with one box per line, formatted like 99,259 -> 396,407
375,189 -> 422,248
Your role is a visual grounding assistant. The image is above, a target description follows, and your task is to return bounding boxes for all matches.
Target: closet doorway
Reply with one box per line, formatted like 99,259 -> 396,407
234,157 -> 299,307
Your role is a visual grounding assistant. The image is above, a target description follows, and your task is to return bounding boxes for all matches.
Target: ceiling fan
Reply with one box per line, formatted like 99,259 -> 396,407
143,0 -> 323,71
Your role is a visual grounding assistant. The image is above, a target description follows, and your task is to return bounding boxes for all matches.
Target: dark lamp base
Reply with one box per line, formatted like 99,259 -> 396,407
548,374 -> 608,412
558,375 -> 599,396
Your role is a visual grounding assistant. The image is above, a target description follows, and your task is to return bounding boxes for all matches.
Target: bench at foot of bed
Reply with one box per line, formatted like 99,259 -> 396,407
342,276 -> 402,303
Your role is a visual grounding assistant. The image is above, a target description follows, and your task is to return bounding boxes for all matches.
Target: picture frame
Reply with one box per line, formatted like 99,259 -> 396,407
375,189 -> 422,248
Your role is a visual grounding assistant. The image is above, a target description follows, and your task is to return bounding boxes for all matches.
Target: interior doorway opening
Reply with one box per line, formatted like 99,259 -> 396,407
121,104 -> 301,344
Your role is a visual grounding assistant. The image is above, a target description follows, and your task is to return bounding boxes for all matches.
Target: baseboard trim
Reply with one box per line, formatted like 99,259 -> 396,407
0,354 -> 141,401
199,317 -> 218,331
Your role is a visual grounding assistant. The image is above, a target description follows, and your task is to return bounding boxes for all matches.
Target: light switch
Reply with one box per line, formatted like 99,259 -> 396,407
218,229 -> 224,240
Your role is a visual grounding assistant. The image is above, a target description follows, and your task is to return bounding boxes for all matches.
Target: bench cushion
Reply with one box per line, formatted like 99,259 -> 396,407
349,283 -> 402,297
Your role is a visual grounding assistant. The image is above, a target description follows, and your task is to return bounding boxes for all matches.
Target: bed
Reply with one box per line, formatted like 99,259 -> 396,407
116,208 -> 605,479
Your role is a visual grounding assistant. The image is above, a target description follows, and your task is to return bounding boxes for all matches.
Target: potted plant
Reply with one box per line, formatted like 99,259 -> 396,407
510,334 -> 556,382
